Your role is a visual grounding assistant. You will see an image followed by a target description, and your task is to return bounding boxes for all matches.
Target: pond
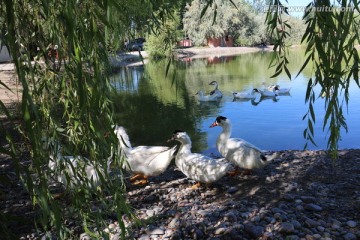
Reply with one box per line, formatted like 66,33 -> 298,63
111,50 -> 360,154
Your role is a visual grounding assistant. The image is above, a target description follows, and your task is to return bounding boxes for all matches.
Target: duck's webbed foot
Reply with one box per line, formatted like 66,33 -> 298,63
241,169 -> 253,175
228,167 -> 253,176
191,182 -> 201,189
130,173 -> 144,182
227,167 -> 242,176
133,179 -> 149,185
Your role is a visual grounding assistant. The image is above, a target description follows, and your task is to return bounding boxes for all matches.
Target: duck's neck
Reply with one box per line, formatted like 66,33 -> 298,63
214,84 -> 218,90
177,141 -> 192,155
218,124 -> 231,143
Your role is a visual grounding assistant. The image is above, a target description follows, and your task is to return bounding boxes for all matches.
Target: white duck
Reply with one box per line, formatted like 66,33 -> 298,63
264,83 -> 291,95
259,86 -> 279,97
48,142 -> 112,188
274,85 -> 291,94
209,81 -> 223,98
114,125 -> 177,185
232,88 -> 261,99
168,130 -> 233,186
261,82 -> 274,91
209,116 -> 278,171
195,90 -> 219,102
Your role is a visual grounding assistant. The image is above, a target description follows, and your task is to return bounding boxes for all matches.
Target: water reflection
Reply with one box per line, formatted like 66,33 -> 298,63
112,66 -> 145,92
232,95 -> 281,105
180,55 -> 236,66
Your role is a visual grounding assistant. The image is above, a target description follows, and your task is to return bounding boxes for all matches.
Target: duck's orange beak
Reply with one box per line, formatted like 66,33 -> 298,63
209,121 -> 218,128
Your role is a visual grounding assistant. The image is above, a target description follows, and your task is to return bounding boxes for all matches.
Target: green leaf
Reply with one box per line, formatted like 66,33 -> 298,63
296,53 -> 312,78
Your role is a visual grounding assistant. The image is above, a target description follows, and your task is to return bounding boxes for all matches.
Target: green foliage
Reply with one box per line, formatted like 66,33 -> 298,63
0,0 -> 142,238
266,0 -> 360,159
183,0 -> 252,46
146,10 -> 183,59
183,0 -> 305,47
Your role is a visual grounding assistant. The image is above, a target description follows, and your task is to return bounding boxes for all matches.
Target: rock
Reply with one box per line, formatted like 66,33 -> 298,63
197,210 -> 211,217
224,211 -> 237,222
244,224 -> 264,238
313,233 -> 321,239
300,196 -> 316,203
305,218 -> 320,228
138,235 -> 150,240
271,208 -> 285,214
291,219 -> 302,229
227,187 -> 238,194
305,234 -> 315,240
283,193 -> 296,201
150,228 -> 165,235
168,217 -> 181,228
262,232 -> 273,240
304,203 -> 323,211
279,222 -> 295,234
214,227 -> 227,235
146,209 -> 155,217
346,220 -> 357,228
343,232 -> 357,240
80,233 -> 91,240
316,226 -> 325,232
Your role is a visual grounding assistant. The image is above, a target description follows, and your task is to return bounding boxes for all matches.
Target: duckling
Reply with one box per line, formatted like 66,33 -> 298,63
168,130 -> 233,187
114,125 -> 177,185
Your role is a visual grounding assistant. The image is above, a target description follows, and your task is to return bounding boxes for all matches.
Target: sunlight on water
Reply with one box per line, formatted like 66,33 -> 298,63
111,50 -> 360,153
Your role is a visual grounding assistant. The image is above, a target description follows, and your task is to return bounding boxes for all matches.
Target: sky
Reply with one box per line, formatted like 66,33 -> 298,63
282,0 -> 312,18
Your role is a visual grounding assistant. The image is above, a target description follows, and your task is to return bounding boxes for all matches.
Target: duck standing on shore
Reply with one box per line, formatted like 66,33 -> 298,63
209,116 -> 278,173
168,130 -> 233,187
114,125 -> 177,185
47,142 -> 112,188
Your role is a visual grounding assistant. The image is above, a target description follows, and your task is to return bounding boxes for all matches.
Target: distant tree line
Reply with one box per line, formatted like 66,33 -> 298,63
145,0 -> 306,58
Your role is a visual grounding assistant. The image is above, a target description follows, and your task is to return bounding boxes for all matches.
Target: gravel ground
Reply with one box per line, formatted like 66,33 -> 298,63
1,147 -> 359,239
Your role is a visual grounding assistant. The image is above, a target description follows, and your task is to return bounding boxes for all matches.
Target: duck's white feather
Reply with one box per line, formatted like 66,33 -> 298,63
260,88 -> 278,97
196,90 -> 219,102
209,81 -> 223,99
210,116 -> 278,170
170,131 -> 233,183
114,125 -> 176,177
232,88 -> 261,99
48,144 -> 110,188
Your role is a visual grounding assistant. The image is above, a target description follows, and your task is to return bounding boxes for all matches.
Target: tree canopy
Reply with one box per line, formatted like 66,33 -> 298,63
182,0 -> 305,46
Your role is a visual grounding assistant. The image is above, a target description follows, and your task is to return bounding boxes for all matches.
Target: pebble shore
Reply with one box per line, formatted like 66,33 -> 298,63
1,138 -> 359,239
96,149 -> 360,240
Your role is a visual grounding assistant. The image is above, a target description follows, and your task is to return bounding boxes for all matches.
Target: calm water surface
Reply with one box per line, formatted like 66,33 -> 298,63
111,50 -> 360,153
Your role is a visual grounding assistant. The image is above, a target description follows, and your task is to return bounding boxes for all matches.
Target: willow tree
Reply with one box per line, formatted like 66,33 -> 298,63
266,0 -> 360,158
183,0 -> 260,46
0,0 -> 178,239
